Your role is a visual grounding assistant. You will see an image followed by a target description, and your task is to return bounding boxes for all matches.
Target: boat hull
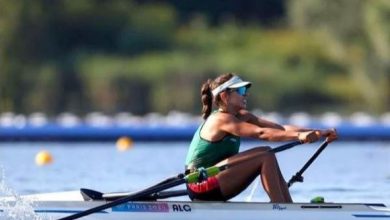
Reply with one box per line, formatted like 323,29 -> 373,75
1,200 -> 390,220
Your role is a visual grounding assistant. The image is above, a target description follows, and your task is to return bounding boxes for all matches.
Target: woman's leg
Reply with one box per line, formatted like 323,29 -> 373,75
259,153 -> 292,202
215,146 -> 292,202
277,165 -> 293,202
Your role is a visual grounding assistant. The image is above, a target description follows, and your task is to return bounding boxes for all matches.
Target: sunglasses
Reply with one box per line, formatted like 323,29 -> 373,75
230,86 -> 248,96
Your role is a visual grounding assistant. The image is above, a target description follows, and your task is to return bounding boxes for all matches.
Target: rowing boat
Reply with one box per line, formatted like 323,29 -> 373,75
1,141 -> 388,219
0,190 -> 389,220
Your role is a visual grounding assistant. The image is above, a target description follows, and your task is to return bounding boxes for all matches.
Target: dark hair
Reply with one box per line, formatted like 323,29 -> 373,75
200,73 -> 234,119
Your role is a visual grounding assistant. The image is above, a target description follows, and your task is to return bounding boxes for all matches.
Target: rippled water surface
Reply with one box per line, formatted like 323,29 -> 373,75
0,141 -> 389,205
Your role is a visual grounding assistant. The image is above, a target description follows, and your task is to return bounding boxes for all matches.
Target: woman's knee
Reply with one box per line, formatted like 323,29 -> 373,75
246,146 -> 276,161
251,146 -> 278,162
251,146 -> 272,153
242,146 -> 273,158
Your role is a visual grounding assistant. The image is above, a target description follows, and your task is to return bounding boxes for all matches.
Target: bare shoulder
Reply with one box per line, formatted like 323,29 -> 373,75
202,112 -> 235,139
237,109 -> 256,121
213,111 -> 236,122
239,109 -> 254,116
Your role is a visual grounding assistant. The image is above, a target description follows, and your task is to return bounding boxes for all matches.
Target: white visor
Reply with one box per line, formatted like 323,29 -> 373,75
211,76 -> 251,97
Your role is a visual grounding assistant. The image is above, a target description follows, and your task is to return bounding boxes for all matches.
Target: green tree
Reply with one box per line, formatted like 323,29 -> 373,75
287,0 -> 390,113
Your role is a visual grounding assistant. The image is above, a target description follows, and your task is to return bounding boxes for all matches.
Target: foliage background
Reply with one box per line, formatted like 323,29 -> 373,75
0,0 -> 389,116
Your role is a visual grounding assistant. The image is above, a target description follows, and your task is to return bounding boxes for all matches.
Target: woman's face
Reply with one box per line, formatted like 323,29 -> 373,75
227,86 -> 249,110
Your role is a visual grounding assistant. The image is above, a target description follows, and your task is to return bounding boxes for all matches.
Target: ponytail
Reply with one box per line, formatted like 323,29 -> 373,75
200,79 -> 213,119
200,73 -> 234,119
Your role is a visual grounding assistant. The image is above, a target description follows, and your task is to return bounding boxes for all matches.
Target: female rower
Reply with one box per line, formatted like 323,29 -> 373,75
185,73 -> 337,203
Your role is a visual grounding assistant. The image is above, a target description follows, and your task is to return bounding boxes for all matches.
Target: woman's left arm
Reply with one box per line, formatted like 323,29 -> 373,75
239,110 -> 338,142
238,110 -> 285,130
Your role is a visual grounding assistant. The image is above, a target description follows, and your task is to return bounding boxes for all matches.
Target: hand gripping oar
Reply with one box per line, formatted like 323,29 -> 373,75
287,140 -> 329,187
59,141 -> 302,220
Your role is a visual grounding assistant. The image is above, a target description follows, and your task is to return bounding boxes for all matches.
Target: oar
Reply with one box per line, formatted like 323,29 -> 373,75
287,140 -> 329,187
58,167 -> 220,220
80,142 -> 303,202
80,188 -> 188,201
59,141 -> 303,220
269,140 -> 302,153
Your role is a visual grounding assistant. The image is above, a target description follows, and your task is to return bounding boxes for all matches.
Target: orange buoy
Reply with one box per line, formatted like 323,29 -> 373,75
116,137 -> 133,151
35,150 -> 53,166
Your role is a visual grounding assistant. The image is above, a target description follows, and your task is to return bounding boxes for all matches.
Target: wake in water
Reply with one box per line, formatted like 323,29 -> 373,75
0,168 -> 49,220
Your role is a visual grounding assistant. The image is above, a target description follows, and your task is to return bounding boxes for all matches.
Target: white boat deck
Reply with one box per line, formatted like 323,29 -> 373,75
1,191 -> 389,220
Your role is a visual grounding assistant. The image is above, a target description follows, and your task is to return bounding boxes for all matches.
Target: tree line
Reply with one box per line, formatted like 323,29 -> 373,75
0,0 -> 388,116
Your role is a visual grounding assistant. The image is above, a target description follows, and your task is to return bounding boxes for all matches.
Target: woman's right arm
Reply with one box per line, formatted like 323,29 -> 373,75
218,114 -> 318,143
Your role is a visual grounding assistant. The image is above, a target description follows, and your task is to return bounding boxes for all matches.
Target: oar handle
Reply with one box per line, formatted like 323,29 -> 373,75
269,141 -> 302,153
185,166 -> 221,183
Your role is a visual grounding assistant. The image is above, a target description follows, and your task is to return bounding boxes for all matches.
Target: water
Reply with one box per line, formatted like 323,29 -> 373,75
0,141 -> 389,206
